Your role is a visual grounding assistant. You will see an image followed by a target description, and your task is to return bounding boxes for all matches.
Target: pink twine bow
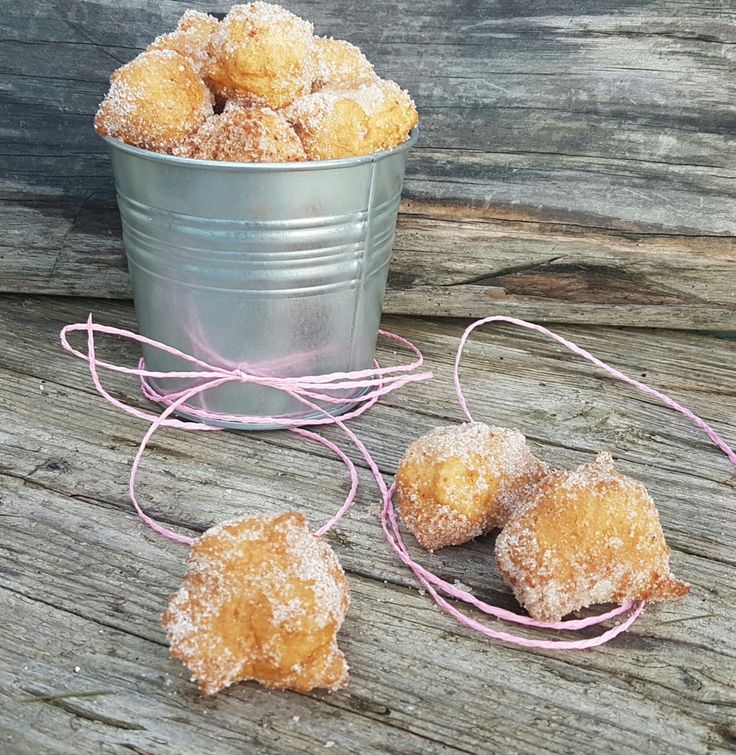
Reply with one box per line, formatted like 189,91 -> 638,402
60,316 -> 432,543
60,314 -> 735,651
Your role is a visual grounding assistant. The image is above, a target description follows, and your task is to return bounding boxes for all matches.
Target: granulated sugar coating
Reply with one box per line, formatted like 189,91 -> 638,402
284,89 -> 369,159
147,10 -> 219,76
162,512 -> 350,695
285,81 -> 418,160
174,104 -> 306,162
207,3 -> 317,109
495,452 -> 689,623
95,3 -> 418,160
363,80 -> 419,153
395,423 -> 549,551
312,37 -> 377,92
94,49 -> 213,153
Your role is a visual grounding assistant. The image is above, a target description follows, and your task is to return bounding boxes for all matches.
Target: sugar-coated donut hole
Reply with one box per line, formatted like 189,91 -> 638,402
495,452 -> 690,623
395,423 -> 549,551
163,512 -> 350,695
94,49 -> 213,153
94,3 -> 418,161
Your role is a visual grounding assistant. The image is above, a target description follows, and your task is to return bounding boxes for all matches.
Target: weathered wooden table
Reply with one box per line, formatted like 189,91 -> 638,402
1,2 -> 735,753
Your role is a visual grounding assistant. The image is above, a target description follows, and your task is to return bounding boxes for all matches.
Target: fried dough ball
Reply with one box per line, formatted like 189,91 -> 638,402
363,79 -> 419,153
312,37 -> 377,92
285,89 -> 368,160
162,513 -> 350,695
94,50 -> 213,153
174,104 -> 306,162
207,3 -> 317,109
495,452 -> 689,623
147,10 -> 219,76
285,79 -> 417,160
395,423 -> 549,551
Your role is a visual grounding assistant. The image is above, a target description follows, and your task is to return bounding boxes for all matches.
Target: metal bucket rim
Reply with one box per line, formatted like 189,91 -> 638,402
102,127 -> 417,172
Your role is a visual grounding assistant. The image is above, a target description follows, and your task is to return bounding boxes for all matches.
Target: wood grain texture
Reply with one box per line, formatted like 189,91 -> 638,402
2,0 -> 735,230
2,197 -> 735,329
1,294 -> 735,753
1,1 -> 735,327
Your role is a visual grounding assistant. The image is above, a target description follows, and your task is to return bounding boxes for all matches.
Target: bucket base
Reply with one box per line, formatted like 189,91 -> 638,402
169,386 -> 370,431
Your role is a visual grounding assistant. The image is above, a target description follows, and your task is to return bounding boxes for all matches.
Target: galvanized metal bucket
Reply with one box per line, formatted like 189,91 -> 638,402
105,130 -> 417,429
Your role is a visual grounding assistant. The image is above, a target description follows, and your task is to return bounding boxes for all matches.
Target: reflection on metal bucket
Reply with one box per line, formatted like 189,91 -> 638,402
105,130 -> 417,429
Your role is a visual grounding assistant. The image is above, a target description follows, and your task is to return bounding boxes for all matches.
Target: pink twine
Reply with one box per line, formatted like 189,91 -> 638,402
454,317 -> 736,466
60,314 -> 735,651
60,316 -> 432,544
379,316 -> 735,649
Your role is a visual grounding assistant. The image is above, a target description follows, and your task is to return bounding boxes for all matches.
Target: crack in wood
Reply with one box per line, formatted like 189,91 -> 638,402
401,202 -> 736,239
446,256 -> 566,286
20,690 -> 115,704
20,688 -> 145,731
316,694 -> 478,755
51,0 -> 130,67
0,38 -> 142,51
412,146 -> 735,173
2,583 -> 167,647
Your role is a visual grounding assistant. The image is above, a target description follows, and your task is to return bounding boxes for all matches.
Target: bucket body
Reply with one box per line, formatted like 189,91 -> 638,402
106,132 -> 416,429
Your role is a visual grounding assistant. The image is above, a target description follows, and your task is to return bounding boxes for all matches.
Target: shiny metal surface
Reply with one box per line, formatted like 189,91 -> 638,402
105,131 -> 416,428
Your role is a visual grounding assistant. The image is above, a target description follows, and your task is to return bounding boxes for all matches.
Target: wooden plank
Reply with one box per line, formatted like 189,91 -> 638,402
2,1 -> 735,232
389,209 -> 736,328
3,479 -> 736,755
1,294 -> 735,561
1,1 -> 735,327
1,294 -> 735,751
0,574 -> 463,755
2,198 -> 735,329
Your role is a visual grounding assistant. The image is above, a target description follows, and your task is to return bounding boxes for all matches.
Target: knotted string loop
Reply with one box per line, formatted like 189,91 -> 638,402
60,316 -> 432,543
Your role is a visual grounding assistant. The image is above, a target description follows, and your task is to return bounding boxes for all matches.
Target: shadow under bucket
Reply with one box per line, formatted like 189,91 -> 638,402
105,130 -> 417,429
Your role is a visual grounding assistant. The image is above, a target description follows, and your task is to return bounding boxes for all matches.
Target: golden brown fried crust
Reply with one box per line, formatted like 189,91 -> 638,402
147,10 -> 219,76
162,512 -> 350,695
94,50 -> 213,153
284,79 -> 417,160
96,5 -> 419,159
363,80 -> 419,153
285,90 -> 369,159
207,3 -> 317,109
174,105 -> 306,162
395,423 -> 549,551
495,452 -> 689,623
312,37 -> 377,92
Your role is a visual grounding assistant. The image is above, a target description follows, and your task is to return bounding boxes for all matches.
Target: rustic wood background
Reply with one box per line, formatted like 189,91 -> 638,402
1,0 -> 735,327
2,2 -> 736,753
2,295 -> 736,753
